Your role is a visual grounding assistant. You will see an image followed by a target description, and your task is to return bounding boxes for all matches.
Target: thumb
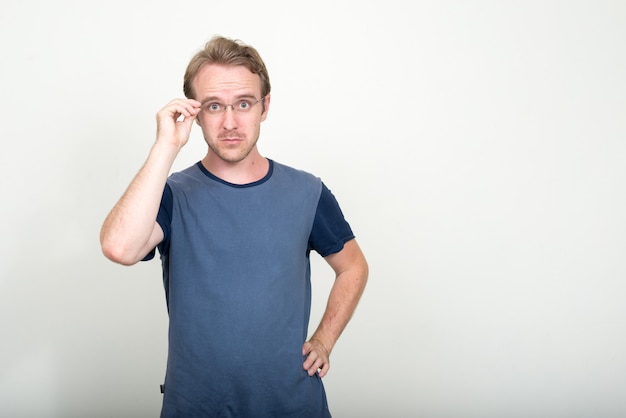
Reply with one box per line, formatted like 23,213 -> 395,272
176,113 -> 197,141
180,111 -> 198,129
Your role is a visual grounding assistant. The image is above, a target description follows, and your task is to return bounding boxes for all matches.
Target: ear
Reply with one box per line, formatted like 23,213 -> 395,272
260,94 -> 271,122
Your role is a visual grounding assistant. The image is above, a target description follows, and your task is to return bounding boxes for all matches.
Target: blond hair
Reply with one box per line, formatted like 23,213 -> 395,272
183,36 -> 271,100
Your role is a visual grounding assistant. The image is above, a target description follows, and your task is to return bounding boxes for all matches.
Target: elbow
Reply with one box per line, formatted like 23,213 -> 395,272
102,249 -> 137,266
358,258 -> 369,290
363,259 -> 369,283
100,234 -> 142,266
355,250 -> 369,285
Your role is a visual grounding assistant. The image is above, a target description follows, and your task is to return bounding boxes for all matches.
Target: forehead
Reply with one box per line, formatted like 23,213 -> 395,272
193,64 -> 262,100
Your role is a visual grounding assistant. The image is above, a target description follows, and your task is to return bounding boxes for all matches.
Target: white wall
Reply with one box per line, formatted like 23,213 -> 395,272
1,1 -> 625,417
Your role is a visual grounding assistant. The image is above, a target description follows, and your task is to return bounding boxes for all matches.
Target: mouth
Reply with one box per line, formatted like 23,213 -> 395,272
221,139 -> 244,147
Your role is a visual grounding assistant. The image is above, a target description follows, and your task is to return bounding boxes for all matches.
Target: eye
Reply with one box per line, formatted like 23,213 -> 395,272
236,100 -> 252,111
206,103 -> 223,113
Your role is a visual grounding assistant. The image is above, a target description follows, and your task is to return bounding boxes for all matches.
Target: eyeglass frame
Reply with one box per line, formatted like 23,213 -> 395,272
200,96 -> 266,116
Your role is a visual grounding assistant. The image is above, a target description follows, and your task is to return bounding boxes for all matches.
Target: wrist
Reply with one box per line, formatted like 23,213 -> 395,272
145,139 -> 181,171
154,135 -> 184,151
309,332 -> 334,354
151,137 -> 182,158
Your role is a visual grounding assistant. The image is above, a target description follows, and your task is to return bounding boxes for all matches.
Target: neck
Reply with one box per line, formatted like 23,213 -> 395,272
201,149 -> 269,185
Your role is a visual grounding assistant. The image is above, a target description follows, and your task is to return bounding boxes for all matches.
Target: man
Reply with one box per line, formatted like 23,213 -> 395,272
100,35 -> 368,417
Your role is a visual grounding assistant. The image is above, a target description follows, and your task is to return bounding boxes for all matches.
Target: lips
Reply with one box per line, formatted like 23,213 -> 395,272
219,138 -> 244,145
218,134 -> 245,141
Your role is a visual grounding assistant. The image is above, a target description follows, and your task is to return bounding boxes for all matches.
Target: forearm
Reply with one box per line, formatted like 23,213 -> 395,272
310,267 -> 368,352
302,241 -> 367,377
310,241 -> 368,353
100,141 -> 179,265
101,99 -> 199,265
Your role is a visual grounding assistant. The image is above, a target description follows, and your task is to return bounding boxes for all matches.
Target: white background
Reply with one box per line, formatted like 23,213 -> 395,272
1,1 -> 625,417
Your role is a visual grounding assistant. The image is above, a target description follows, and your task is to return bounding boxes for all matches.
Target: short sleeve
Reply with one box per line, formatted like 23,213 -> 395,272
142,183 -> 173,261
308,183 -> 355,257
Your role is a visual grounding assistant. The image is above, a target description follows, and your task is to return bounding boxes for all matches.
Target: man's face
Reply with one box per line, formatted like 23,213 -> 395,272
193,64 -> 270,164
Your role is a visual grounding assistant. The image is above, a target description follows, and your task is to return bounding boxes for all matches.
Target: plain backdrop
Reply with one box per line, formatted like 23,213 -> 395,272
1,1 -> 625,417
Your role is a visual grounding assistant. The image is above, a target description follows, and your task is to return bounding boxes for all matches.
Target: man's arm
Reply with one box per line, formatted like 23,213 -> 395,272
100,99 -> 200,265
303,238 -> 368,377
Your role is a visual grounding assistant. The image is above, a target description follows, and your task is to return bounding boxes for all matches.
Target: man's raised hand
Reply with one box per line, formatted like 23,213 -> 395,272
156,98 -> 201,149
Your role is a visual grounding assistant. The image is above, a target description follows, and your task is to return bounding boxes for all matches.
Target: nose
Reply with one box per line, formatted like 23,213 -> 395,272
221,106 -> 238,130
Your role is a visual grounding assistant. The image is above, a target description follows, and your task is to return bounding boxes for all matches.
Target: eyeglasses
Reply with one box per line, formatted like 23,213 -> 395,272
201,96 -> 265,115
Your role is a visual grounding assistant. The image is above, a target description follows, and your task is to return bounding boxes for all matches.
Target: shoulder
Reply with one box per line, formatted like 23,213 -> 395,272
271,160 -> 322,187
166,162 -> 207,190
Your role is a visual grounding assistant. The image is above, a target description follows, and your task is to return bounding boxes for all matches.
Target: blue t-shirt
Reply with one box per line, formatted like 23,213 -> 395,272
148,160 -> 353,417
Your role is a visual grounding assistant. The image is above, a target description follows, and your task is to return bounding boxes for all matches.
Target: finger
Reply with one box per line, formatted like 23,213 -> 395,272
166,98 -> 201,108
303,350 -> 317,371
178,110 -> 198,125
161,99 -> 201,119
304,349 -> 327,374
172,104 -> 199,119
306,356 -> 326,376
318,361 -> 330,378
305,359 -> 317,376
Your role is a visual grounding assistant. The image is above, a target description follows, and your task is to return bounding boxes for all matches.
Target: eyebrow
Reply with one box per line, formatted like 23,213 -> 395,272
199,94 -> 258,106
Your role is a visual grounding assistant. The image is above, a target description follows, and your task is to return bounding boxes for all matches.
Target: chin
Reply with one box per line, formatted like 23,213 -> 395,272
217,150 -> 253,164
